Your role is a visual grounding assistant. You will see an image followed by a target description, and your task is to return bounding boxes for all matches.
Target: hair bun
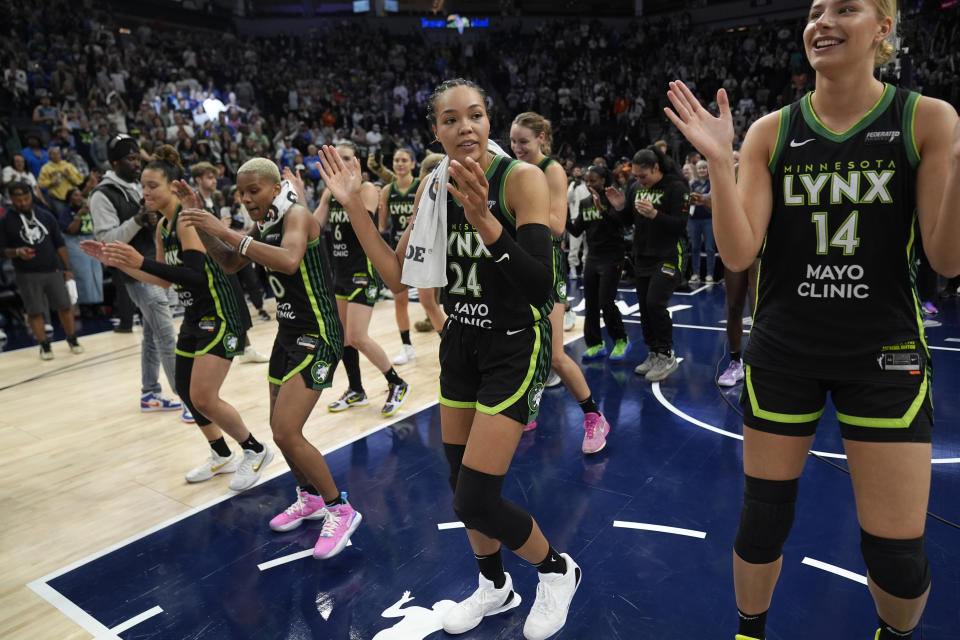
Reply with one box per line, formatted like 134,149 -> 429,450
152,144 -> 183,169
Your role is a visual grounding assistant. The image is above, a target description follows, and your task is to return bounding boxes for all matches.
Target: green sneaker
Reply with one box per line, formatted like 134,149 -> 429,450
582,343 -> 609,360
608,338 -> 631,361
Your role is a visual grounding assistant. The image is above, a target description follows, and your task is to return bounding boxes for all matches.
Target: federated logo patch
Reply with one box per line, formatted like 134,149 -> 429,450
528,382 -> 545,412
312,360 -> 331,384
557,281 -> 567,299
366,284 -> 379,301
223,333 -> 239,352
864,130 -> 901,145
297,335 -> 319,351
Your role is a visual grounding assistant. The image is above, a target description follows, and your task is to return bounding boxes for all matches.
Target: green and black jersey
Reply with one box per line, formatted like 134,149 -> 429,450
745,83 -> 927,381
567,193 -> 625,263
444,154 -> 553,330
327,187 -> 378,277
159,208 -> 243,333
537,155 -> 566,300
621,174 -> 689,275
259,216 -> 343,351
386,177 -> 420,246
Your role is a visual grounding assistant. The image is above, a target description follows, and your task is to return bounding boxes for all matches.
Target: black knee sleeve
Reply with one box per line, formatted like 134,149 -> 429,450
861,529 -> 930,600
734,475 -> 798,564
443,443 -> 466,493
452,465 -> 533,551
175,354 -> 210,427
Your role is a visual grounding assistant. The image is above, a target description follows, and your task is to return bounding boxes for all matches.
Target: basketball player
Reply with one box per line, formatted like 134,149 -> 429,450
665,1 -> 960,637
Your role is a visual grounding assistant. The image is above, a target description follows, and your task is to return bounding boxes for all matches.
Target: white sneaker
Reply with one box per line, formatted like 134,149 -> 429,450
228,445 -> 274,491
689,274 -> 700,284
563,310 -> 575,331
238,346 -> 270,364
633,351 -> 656,375
523,554 -> 582,640
185,451 -> 239,483
705,275 -> 715,283
545,370 -> 563,388
392,343 -> 415,365
442,572 -> 521,634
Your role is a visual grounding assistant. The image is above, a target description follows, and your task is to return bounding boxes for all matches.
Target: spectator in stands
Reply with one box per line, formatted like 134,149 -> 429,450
37,146 -> 85,217
2,154 -> 46,205
58,186 -> 104,316
22,135 -> 48,178
0,182 -> 83,359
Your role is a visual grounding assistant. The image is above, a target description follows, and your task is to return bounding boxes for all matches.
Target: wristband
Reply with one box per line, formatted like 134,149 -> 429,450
238,235 -> 253,256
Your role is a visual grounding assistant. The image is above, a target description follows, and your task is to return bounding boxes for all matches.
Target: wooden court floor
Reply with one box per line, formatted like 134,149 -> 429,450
0,298 -> 446,640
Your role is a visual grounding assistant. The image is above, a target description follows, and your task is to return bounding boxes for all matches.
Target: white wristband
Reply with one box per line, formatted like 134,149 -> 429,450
238,235 -> 253,256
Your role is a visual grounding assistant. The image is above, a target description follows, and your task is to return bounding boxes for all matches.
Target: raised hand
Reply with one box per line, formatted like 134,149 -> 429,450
605,186 -> 625,211
101,242 -> 145,269
171,179 -> 204,210
282,166 -> 304,195
316,145 -> 362,205
664,81 -> 735,162
178,207 -> 221,234
446,157 -> 490,228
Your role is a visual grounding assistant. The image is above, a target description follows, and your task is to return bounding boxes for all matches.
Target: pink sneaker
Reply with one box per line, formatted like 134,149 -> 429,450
524,420 -> 537,432
581,412 -> 610,454
313,495 -> 362,559
269,491 -> 328,532
718,360 -> 745,387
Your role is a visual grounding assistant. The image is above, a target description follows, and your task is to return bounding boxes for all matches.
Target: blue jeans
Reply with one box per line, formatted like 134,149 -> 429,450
63,234 -> 103,304
126,280 -> 177,396
688,218 -> 716,279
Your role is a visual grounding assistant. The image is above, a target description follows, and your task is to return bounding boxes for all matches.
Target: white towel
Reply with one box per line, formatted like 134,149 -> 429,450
257,179 -> 298,233
401,140 -> 510,288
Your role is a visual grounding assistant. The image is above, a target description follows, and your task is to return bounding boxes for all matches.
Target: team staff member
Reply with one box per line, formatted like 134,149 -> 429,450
566,166 -> 629,371
665,0 -> 960,637
179,162 -> 360,560
82,146 -> 272,491
607,146 -> 689,382
378,148 -> 421,365
314,141 -> 410,417
317,79 -> 581,640
511,112 -> 611,454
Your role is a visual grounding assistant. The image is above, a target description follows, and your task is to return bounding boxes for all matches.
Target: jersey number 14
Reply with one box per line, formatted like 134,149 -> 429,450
811,210 -> 861,256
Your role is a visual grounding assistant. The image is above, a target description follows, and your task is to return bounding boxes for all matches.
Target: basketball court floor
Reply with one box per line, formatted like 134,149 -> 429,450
4,280 -> 958,639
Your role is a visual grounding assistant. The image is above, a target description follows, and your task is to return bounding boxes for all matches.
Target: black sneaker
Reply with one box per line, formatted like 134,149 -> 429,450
66,334 -> 84,354
39,342 -> 54,360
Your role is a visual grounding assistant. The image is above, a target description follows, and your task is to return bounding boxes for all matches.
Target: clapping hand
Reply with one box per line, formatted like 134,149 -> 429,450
178,207 -> 221,234
446,157 -> 491,228
101,242 -> 144,269
605,186 -> 625,210
171,179 -> 204,210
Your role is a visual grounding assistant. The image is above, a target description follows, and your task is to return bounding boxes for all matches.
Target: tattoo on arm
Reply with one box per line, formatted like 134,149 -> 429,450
197,228 -> 247,271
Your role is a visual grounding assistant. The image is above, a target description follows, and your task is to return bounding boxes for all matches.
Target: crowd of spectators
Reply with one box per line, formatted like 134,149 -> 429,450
0,0 -> 958,336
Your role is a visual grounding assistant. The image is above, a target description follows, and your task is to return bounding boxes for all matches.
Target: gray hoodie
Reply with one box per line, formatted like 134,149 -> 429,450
90,170 -> 144,243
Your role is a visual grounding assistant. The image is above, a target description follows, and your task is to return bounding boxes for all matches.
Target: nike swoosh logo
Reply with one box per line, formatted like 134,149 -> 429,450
506,328 -> 525,335
790,138 -> 815,147
495,254 -> 510,263
211,458 -> 232,472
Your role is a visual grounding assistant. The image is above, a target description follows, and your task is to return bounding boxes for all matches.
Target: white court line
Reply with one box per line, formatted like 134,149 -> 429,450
258,550 -> 314,571
25,581 -> 114,638
613,521 -> 707,539
652,383 -> 955,463
666,304 -> 693,315
616,300 -> 640,316
801,557 -> 868,585
930,345 -> 960,352
946,338 -> 960,342
109,606 -> 163,634
437,521 -> 465,530
27,401 -> 440,633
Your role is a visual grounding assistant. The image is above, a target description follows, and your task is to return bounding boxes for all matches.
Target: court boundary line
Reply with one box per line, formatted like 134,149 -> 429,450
26,330 -> 588,635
